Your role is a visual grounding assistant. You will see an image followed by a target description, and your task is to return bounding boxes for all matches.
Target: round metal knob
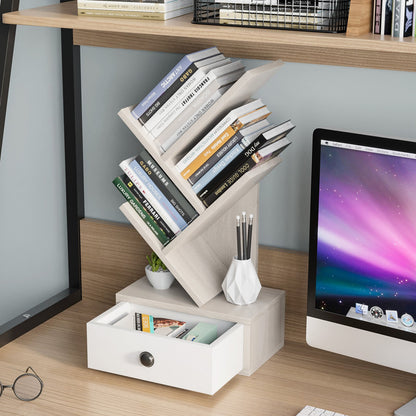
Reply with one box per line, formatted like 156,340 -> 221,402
139,351 -> 154,367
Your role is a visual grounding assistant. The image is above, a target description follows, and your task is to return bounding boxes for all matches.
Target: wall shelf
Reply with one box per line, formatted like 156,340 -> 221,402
3,1 -> 416,72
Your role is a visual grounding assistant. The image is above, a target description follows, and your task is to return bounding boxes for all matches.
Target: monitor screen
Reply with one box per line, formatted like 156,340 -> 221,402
307,129 -> 416,372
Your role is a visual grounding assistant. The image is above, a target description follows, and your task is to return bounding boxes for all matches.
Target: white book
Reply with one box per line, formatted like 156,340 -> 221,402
150,67 -> 244,138
143,58 -> 233,132
252,136 -> 291,161
157,84 -> 232,153
78,0 -> 193,12
392,0 -> 405,37
119,157 -> 181,235
175,98 -> 264,173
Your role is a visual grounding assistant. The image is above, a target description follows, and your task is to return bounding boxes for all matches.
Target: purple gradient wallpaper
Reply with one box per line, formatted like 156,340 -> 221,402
316,144 -> 416,317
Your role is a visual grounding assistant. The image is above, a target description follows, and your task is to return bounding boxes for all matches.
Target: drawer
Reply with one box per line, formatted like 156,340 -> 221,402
87,301 -> 244,395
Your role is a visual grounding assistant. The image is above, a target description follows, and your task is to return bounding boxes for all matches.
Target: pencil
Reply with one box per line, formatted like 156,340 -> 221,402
242,212 -> 247,260
247,214 -> 253,259
236,216 -> 242,260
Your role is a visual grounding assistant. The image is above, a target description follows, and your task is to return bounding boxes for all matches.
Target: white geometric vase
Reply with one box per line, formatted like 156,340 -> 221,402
222,257 -> 262,305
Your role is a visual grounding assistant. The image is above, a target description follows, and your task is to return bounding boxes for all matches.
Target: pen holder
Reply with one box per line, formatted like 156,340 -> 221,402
222,257 -> 262,305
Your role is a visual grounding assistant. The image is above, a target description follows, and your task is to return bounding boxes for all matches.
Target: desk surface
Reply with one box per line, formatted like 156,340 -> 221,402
1,220 -> 416,416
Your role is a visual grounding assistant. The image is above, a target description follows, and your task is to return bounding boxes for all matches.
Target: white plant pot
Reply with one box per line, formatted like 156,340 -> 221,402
145,265 -> 175,290
222,257 -> 261,305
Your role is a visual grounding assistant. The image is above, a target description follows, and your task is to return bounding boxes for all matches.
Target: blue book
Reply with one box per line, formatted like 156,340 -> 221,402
129,159 -> 188,230
131,47 -> 220,120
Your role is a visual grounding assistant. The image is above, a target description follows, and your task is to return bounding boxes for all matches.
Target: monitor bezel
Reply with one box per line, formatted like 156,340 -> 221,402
308,128 -> 416,344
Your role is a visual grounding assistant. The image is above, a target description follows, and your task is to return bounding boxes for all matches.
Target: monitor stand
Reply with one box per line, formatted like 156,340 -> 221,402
395,397 -> 416,416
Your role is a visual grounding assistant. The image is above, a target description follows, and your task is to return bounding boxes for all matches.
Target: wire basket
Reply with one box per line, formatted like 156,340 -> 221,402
193,0 -> 351,33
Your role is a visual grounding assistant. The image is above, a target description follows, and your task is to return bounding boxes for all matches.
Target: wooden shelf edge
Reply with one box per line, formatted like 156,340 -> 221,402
4,1 -> 416,71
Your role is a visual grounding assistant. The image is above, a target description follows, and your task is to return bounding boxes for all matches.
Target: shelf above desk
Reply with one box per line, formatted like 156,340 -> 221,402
3,1 -> 416,72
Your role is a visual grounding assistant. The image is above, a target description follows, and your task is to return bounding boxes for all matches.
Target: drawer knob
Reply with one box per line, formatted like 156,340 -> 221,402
139,351 -> 154,367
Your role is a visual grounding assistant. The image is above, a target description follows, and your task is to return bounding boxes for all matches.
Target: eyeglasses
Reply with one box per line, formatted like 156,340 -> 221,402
0,367 -> 43,401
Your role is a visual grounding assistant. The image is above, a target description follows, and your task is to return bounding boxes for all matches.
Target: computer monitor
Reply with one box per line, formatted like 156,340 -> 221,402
307,129 -> 416,377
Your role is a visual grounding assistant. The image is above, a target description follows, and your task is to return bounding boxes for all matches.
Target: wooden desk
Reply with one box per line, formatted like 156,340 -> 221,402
1,219 -> 416,416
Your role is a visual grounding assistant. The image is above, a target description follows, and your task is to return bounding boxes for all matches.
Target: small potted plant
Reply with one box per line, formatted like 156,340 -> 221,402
145,251 -> 175,290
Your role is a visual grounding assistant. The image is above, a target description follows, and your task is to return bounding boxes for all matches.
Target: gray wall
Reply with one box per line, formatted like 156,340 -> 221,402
1,2 -> 416,325
80,46 -> 416,251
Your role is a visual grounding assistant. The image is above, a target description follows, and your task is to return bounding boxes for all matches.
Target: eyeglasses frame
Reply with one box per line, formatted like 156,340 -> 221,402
0,367 -> 43,401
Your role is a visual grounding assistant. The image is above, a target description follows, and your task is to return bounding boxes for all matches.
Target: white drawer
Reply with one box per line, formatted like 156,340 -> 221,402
87,301 -> 244,395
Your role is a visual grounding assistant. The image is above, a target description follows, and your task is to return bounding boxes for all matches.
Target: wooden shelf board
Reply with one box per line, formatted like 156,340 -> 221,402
3,1 -> 416,71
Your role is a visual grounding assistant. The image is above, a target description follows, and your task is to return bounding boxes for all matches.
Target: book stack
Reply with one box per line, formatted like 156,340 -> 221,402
113,145 -> 199,246
175,101 -> 295,207
130,47 -> 246,152
77,0 -> 194,20
373,0 -> 415,36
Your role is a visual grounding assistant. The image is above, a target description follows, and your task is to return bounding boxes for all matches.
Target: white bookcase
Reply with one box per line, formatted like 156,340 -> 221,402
87,59 -> 287,394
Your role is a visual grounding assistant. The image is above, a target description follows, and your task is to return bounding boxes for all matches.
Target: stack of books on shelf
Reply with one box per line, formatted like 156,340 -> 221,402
113,145 -> 198,246
77,0 -> 194,20
175,100 -> 295,207
372,0 -> 415,36
130,47 -> 246,153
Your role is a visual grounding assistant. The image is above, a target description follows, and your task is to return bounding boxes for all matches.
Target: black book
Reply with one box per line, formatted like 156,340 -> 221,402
197,120 -> 295,200
201,137 -> 292,207
135,147 -> 199,224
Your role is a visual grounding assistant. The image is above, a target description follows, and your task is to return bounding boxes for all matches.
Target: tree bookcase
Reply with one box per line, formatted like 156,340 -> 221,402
118,59 -> 284,307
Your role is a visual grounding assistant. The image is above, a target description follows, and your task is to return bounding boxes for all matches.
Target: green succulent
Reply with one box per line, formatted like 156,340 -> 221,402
146,251 -> 167,272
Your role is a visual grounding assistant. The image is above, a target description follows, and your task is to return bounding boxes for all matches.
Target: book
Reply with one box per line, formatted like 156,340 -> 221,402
404,0 -> 414,36
156,84 -> 232,152
373,0 -> 383,33
78,0 -> 193,12
201,137 -> 292,207
381,0 -> 393,34
197,120 -> 295,200
219,9 -> 324,24
131,47 -> 220,120
112,176 -> 171,245
128,159 -> 188,230
187,118 -> 271,186
392,0 -> 405,37
134,147 -> 199,223
138,54 -> 227,126
119,157 -> 182,235
143,60 -> 245,134
135,313 -> 186,336
77,6 -> 194,19
175,98 -> 264,174
119,174 -> 176,240
180,104 -> 271,181
189,120 -> 272,193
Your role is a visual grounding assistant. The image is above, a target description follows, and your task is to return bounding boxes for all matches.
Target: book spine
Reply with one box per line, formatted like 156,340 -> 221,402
131,54 -> 192,120
143,68 -> 212,132
404,0 -> 414,36
201,157 -> 257,207
392,0 -> 404,36
120,158 -> 181,234
135,148 -> 199,223
191,142 -> 244,194
175,108 -> 243,173
373,0 -> 382,33
129,159 -> 188,230
112,176 -> 170,245
77,8 -> 186,18
197,133 -> 272,199
187,129 -> 244,185
139,62 -> 198,125
120,174 -> 176,239
158,86 -> 226,152
383,0 -> 393,33
181,124 -> 238,180
78,0 -> 178,11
